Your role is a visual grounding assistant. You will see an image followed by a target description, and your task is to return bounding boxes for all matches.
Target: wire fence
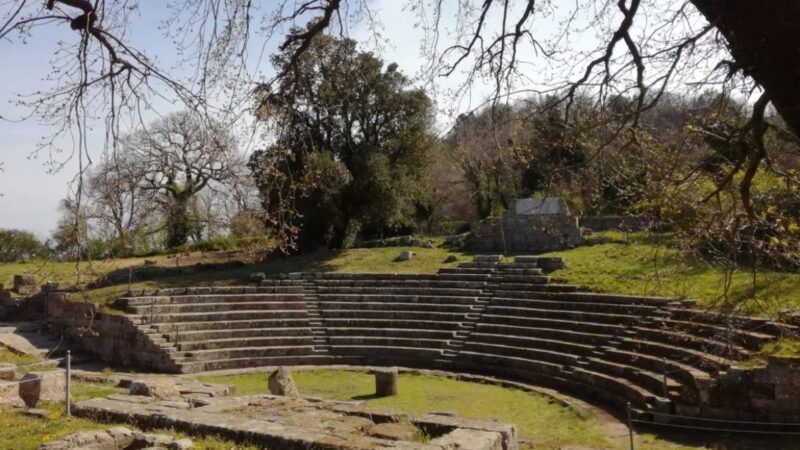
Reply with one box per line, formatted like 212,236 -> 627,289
625,402 -> 800,449
1,351 -> 72,416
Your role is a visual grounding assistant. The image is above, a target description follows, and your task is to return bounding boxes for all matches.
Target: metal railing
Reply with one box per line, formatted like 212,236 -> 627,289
625,402 -> 800,449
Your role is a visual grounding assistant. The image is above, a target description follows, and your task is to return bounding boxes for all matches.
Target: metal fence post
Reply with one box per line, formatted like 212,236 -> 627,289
65,350 -> 71,417
626,402 -> 634,450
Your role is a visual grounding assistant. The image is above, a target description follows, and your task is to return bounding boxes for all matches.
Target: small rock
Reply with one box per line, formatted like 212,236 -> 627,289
107,426 -> 135,448
168,438 -> 194,450
23,408 -> 50,419
0,362 -> 16,381
443,255 -> 458,263
422,241 -> 435,248
18,371 -> 65,407
134,431 -> 174,448
367,422 -> 421,441
268,367 -> 300,397
144,259 -> 158,266
411,239 -> 422,246
396,251 -> 414,262
248,272 -> 266,283
129,378 -> 180,399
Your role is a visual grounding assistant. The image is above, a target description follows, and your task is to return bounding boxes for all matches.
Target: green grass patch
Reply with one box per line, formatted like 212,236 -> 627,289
546,232 -> 800,316
199,370 -> 608,449
0,350 -> 43,367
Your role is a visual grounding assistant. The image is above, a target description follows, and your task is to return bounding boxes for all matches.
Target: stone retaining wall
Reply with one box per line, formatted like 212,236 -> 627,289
45,293 -> 177,372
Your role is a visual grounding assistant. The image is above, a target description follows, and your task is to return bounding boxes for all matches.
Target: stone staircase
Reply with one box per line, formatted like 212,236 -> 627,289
113,255 -> 792,417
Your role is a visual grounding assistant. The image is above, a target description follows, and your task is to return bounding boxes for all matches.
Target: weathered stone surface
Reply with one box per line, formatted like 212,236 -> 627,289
24,408 -> 50,419
268,367 -> 299,397
372,367 -> 398,397
168,438 -> 194,450
397,251 -> 414,261
248,272 -> 266,283
430,429 -> 504,450
18,371 -> 65,407
0,362 -> 16,381
367,422 -> 420,441
129,378 -> 180,399
13,274 -> 37,295
38,430 -> 117,450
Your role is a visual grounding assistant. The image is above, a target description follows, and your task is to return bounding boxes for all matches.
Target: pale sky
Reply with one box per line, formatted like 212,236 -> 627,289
0,1 -> 710,238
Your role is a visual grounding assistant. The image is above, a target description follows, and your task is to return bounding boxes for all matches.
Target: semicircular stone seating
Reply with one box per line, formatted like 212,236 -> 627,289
117,255 -> 795,419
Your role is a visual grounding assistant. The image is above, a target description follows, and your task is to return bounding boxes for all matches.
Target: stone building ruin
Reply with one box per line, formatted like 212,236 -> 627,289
469,197 -> 583,253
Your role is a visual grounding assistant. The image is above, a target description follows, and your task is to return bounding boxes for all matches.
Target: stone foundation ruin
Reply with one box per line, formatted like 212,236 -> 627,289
469,198 -> 583,253
75,391 -> 517,449
46,254 -> 800,428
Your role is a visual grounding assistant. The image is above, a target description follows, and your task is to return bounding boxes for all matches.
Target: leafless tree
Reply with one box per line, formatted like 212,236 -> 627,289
125,111 -> 236,248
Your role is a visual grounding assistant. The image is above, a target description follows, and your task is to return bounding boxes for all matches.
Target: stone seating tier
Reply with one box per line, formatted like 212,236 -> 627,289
116,255 -> 797,420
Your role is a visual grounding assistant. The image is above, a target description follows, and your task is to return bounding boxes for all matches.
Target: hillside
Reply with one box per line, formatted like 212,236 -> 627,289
2,233 -> 799,317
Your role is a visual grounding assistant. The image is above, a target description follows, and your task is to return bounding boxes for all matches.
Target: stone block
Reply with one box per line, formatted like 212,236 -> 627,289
372,367 -> 398,397
397,251 -> 414,261
430,429 -> 504,450
366,422 -> 420,441
0,362 -> 16,381
18,371 -> 65,407
129,378 -> 180,399
268,367 -> 299,397
248,272 -> 266,283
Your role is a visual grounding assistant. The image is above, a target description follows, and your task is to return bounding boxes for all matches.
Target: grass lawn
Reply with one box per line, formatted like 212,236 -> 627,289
199,369 -> 672,450
546,232 -> 800,316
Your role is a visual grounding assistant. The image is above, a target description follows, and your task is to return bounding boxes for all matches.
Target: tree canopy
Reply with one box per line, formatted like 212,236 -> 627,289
250,35 -> 435,251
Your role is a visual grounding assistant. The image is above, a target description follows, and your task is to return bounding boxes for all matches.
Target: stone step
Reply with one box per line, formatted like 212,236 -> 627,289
439,268 -> 497,275
493,290 -> 675,306
469,333 -> 596,356
461,341 -> 581,366
618,337 -> 734,374
316,318 -> 464,330
316,309 -> 471,322
315,286 -> 485,296
632,326 -> 751,360
327,336 -> 450,349
666,309 -> 796,338
585,357 -> 683,400
474,324 -> 613,346
176,335 -> 315,351
480,313 -> 628,336
652,317 -> 775,351
602,348 -> 714,389
119,293 -> 306,307
473,255 -> 504,263
486,305 -> 642,326
325,327 -> 456,339
128,301 -> 308,314
177,354 -> 334,373
491,297 -> 661,315
312,279 -> 488,289
315,294 -> 484,305
316,301 -> 480,313
136,309 -> 311,324
177,345 -> 316,362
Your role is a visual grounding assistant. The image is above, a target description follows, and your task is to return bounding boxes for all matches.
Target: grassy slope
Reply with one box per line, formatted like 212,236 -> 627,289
546,232 -> 800,315
3,233 -> 798,316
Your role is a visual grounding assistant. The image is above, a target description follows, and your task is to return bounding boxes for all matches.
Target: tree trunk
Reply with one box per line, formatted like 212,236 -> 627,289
690,0 -> 800,136
166,196 -> 191,249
